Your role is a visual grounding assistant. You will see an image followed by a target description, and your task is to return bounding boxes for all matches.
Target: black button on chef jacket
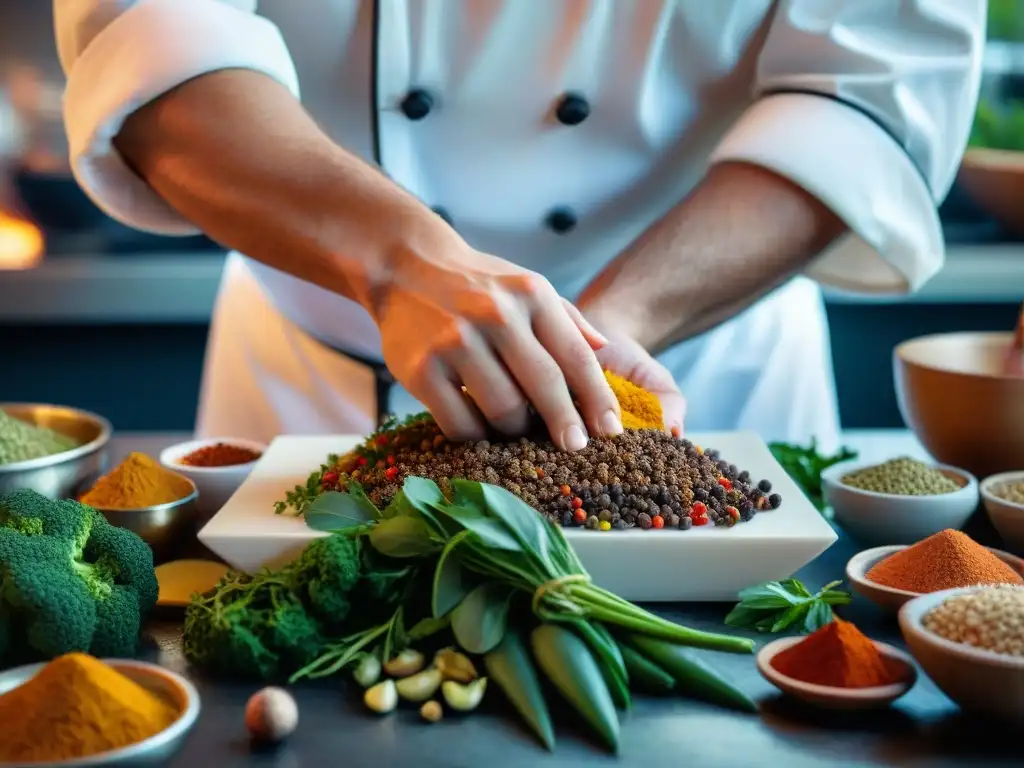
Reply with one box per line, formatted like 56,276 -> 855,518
555,93 -> 590,126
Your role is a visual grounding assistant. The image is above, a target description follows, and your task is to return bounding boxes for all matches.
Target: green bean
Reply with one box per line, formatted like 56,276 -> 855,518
484,633 -> 555,752
626,634 -> 757,713
616,641 -> 675,695
531,624 -> 620,753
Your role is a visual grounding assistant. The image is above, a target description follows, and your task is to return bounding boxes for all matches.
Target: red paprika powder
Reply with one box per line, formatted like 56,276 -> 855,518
771,618 -> 894,689
179,443 -> 262,468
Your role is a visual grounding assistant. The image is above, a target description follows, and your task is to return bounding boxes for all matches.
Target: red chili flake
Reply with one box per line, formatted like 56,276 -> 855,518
717,477 -> 732,491
560,485 -> 572,497
651,514 -> 665,529
374,435 -> 389,446
386,455 -> 396,466
690,501 -> 708,517
692,514 -> 709,526
384,466 -> 399,481
357,456 -> 368,467
178,442 -> 262,468
571,497 -> 584,509
535,468 -> 545,479
573,508 -> 587,524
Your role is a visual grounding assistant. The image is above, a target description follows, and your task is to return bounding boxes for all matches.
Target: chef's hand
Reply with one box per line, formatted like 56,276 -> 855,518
374,238 -> 623,450
591,325 -> 687,437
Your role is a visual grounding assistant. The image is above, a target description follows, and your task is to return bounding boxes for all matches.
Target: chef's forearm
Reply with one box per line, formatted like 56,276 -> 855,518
114,69 -> 443,311
578,162 -> 846,350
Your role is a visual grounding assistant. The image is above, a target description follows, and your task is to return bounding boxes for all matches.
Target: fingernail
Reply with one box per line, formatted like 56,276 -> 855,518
562,424 -> 588,452
600,410 -> 623,437
671,424 -> 682,439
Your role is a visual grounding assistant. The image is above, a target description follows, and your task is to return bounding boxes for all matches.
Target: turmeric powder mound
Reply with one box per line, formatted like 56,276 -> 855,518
0,653 -> 179,762
81,452 -> 194,509
604,370 -> 663,430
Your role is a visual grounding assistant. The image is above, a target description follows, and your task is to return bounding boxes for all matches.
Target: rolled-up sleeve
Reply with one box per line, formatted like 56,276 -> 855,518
55,0 -> 300,234
709,0 -> 986,295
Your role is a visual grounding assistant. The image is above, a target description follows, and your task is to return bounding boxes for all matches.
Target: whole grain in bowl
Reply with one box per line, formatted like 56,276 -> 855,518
841,457 -> 959,496
922,585 -> 1024,657
991,479 -> 1024,505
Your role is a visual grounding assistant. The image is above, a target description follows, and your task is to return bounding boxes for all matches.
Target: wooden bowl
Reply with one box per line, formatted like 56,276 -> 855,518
894,332 -> 1024,478
957,148 -> 1024,237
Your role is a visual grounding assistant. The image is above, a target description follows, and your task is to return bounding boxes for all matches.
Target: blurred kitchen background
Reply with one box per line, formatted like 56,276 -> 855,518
1,3 -> 1022,433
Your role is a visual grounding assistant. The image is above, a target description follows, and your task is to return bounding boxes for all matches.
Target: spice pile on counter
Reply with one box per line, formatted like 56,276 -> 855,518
178,442 -> 263,467
991,478 -> 1024,505
866,529 -> 1024,593
0,408 -> 78,466
0,489 -> 159,664
923,585 -> 1024,657
276,373 -> 781,531
771,619 -> 897,688
0,653 -> 178,762
841,457 -> 960,496
80,451 -> 194,509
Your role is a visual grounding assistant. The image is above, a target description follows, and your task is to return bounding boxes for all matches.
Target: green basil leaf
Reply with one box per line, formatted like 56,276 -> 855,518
437,503 -> 523,551
770,603 -> 810,633
753,615 -> 778,632
723,605 -> 768,629
451,581 -> 515,654
432,530 -> 475,618
803,600 -> 834,633
407,615 -> 450,641
777,578 -> 812,599
368,515 -> 442,558
457,480 -> 553,571
821,589 -> 853,606
382,489 -> 412,519
305,491 -> 378,532
346,481 -> 382,520
402,476 -> 446,511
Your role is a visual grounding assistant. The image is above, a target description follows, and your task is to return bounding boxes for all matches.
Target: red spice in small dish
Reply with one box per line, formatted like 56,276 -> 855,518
179,443 -> 262,468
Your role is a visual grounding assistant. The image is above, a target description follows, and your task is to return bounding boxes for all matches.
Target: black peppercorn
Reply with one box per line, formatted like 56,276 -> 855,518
758,479 -> 772,493
710,484 -> 725,501
614,518 -> 628,530
738,470 -> 750,483
668,513 -> 681,527
679,515 -> 693,530
637,512 -> 653,530
768,493 -> 782,509
694,488 -> 709,503
598,493 -> 611,509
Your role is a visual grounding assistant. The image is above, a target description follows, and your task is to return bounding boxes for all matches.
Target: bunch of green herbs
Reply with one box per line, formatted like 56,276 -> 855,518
769,439 -> 857,514
724,578 -> 851,635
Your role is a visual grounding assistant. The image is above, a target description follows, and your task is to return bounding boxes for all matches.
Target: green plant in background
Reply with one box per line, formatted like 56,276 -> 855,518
969,99 -> 1024,152
989,0 -> 1024,41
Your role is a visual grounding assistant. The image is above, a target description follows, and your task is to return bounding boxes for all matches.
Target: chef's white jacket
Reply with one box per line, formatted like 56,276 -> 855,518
55,0 -> 985,449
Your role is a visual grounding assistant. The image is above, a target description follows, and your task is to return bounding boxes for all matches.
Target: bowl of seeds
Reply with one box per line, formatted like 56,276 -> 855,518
821,457 -> 979,546
900,585 -> 1024,722
0,403 -> 112,499
980,471 -> 1024,553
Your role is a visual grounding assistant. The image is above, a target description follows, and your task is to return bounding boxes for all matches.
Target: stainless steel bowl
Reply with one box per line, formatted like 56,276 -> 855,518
91,482 -> 200,565
0,403 -> 112,499
0,658 -> 200,766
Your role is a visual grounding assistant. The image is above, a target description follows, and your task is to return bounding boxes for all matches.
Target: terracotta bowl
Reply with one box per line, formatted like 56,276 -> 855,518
957,148 -> 1024,238
894,332 -> 1024,478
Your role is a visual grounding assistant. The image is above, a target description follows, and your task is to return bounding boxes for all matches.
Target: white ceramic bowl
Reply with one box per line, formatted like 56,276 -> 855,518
981,471 -> 1024,554
846,544 -> 1024,613
756,635 -> 917,709
0,658 -> 200,766
160,437 -> 267,521
900,586 -> 1024,722
821,459 -> 979,547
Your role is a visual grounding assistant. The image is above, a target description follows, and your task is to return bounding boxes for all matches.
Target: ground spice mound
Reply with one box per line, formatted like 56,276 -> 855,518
866,529 -> 1024,593
771,618 -> 895,688
320,416 -> 782,530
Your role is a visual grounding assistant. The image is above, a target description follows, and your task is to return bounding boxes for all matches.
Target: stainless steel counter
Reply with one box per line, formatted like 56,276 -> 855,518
0,243 -> 1020,324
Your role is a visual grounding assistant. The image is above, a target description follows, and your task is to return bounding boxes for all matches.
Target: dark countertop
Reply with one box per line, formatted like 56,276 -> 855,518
112,436 -> 1021,768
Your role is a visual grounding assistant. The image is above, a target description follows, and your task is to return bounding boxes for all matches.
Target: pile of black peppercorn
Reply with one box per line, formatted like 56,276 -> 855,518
329,420 -> 782,531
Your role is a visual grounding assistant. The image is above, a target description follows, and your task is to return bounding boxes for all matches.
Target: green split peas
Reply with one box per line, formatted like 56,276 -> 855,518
0,411 -> 78,467
841,457 -> 959,496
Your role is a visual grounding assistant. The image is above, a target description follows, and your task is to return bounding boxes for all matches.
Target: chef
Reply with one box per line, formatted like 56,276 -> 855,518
55,1 -> 985,451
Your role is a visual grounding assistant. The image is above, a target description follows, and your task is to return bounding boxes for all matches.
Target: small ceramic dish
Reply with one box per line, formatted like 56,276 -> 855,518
756,635 -> 917,709
846,544 -> 1024,613
980,471 -> 1024,553
159,437 -> 267,520
900,586 -> 1024,722
0,658 -> 200,766
821,459 -> 979,547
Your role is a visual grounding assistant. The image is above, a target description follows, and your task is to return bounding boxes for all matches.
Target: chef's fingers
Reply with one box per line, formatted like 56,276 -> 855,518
404,358 -> 487,441
489,327 -> 588,452
560,298 -> 608,351
659,391 -> 687,438
445,335 -> 531,436
533,303 -> 623,440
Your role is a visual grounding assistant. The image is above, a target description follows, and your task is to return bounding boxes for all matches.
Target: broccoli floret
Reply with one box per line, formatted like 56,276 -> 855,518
288,534 -> 361,628
183,571 -> 323,680
0,490 -> 158,664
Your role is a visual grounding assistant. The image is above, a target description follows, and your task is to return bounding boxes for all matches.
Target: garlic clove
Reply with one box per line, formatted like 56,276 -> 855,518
244,687 -> 298,743
383,648 -> 425,678
353,653 -> 382,688
364,679 -> 398,714
420,700 -> 443,723
442,677 -> 488,712
434,647 -> 478,683
395,668 -> 443,703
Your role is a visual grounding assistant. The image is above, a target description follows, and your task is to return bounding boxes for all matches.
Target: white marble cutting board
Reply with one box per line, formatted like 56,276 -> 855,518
198,431 -> 837,602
